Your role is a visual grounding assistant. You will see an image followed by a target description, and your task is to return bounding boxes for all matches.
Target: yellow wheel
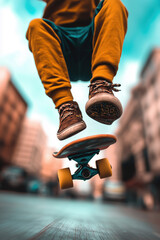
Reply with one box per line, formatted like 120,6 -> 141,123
96,158 -> 112,179
58,168 -> 73,190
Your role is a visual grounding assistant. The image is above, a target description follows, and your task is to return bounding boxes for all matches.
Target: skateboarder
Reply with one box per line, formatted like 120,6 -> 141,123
26,0 -> 128,140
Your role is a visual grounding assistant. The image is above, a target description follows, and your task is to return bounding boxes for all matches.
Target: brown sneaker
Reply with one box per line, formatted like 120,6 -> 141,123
57,101 -> 86,140
85,79 -> 123,124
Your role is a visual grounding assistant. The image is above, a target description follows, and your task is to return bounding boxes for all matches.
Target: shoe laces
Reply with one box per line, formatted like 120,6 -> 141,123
89,80 -> 121,94
58,102 -> 79,122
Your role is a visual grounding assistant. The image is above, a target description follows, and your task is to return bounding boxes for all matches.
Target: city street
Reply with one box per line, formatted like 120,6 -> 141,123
0,192 -> 160,240
0,1 -> 160,240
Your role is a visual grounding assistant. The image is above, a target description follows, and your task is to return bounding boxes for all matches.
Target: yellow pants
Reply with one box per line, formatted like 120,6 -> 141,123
26,0 -> 128,108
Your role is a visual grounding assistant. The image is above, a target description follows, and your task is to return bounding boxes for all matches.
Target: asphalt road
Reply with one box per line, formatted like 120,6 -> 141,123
0,192 -> 160,240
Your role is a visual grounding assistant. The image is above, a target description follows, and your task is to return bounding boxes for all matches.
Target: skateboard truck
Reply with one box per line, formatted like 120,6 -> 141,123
69,150 -> 99,181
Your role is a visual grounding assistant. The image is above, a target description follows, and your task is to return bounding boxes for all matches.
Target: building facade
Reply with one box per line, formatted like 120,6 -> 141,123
140,49 -> 160,174
116,49 -> 160,209
0,67 -> 27,168
41,146 -> 62,182
11,118 -> 47,177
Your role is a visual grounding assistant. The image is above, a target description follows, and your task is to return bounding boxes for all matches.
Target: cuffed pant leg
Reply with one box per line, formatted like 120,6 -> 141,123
92,0 -> 128,83
26,18 -> 73,108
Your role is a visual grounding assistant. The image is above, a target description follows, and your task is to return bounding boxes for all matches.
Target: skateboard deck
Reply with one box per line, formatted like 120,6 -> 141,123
53,134 -> 116,189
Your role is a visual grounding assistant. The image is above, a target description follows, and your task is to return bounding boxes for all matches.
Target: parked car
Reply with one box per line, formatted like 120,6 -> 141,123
103,180 -> 126,202
27,178 -> 41,194
0,166 -> 28,192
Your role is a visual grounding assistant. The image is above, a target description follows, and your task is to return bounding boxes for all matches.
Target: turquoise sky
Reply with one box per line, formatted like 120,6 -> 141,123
0,0 -> 160,147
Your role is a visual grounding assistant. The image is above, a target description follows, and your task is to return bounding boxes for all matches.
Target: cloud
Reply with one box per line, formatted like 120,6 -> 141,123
0,0 -> 45,17
0,6 -> 21,56
0,5 -> 33,69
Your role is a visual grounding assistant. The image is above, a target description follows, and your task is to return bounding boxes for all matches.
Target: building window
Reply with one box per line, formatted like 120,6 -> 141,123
11,102 -> 17,110
121,154 -> 136,182
2,124 -> 9,136
19,113 -> 24,121
157,112 -> 160,119
154,88 -> 159,100
0,106 -> 3,114
7,112 -> 12,121
143,148 -> 150,172
158,127 -> 160,137
143,101 -> 150,111
149,151 -> 156,162
150,76 -> 156,85
148,134 -> 154,143
3,94 -> 9,104
146,119 -> 151,127
0,139 -> 5,147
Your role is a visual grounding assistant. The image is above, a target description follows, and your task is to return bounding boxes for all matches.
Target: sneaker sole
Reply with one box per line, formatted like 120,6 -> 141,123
85,93 -> 123,124
57,121 -> 86,140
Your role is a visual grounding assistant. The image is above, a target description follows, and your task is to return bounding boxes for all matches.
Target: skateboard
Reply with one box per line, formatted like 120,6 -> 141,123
53,134 -> 116,190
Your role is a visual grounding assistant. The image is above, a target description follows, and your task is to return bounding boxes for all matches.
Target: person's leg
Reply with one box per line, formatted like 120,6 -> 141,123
26,19 -> 86,140
85,0 -> 128,124
92,0 -> 128,83
26,18 -> 73,109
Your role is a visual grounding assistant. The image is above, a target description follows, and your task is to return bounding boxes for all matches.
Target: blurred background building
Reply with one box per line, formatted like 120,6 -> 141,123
115,48 -> 160,209
11,118 -> 47,177
41,147 -> 63,196
0,67 -> 60,195
0,67 -> 27,168
41,147 -> 62,182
